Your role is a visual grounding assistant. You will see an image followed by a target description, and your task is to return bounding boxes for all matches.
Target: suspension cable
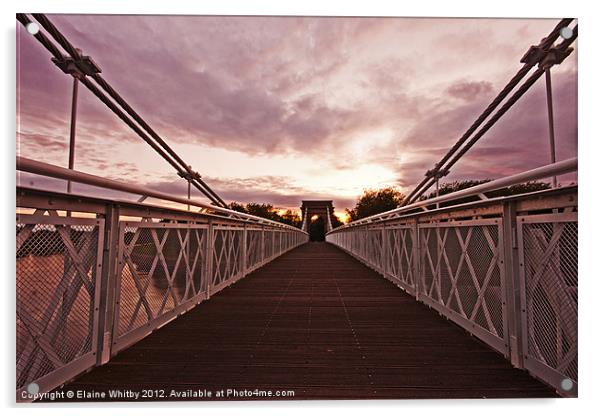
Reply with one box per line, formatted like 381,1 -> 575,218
31,14 -> 227,207
402,18 -> 576,206
18,13 -> 228,208
16,14 -> 63,61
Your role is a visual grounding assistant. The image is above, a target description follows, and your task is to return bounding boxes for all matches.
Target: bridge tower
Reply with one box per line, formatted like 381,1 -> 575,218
300,200 -> 338,238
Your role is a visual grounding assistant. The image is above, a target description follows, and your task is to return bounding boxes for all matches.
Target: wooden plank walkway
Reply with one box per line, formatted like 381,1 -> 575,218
53,242 -> 556,401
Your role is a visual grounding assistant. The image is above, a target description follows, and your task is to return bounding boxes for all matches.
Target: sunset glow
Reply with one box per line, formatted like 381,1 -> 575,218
333,210 -> 350,224
16,16 -> 577,212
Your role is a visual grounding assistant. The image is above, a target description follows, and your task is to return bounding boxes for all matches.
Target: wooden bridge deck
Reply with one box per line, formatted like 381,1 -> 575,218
54,242 -> 556,401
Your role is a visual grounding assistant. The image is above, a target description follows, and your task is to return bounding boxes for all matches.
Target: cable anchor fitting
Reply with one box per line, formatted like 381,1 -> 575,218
425,164 -> 449,180
177,170 -> 201,181
51,49 -> 101,78
538,46 -> 574,70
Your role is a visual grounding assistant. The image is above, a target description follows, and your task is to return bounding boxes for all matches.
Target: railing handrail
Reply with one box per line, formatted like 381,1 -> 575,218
330,157 -> 577,231
325,188 -> 578,396
16,156 -> 306,233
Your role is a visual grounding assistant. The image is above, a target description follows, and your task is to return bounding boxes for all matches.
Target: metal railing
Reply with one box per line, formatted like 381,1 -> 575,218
326,159 -> 578,397
16,161 -> 308,402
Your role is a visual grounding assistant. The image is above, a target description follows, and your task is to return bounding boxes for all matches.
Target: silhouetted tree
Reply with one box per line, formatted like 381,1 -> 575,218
228,201 -> 247,213
346,187 -> 405,222
280,209 -> 302,228
421,180 -> 489,199
331,215 -> 344,228
245,203 -> 281,222
226,202 -> 303,228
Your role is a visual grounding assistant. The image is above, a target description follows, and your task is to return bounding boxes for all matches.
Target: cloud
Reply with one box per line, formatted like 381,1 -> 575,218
146,175 -> 355,211
17,132 -> 67,152
17,169 -> 354,213
16,15 -> 578,210
446,81 -> 494,101
397,68 -> 577,188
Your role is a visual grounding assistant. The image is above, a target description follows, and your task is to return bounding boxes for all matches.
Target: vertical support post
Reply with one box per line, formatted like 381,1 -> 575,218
363,225 -> 368,260
242,224 -> 247,276
545,69 -> 558,188
502,201 -> 524,367
435,177 -> 440,209
261,225 -> 265,265
412,218 -> 421,299
205,218 -> 214,298
96,204 -> 120,365
186,221 -> 191,291
187,179 -> 191,211
186,165 -> 193,211
381,223 -> 387,276
66,76 -> 79,194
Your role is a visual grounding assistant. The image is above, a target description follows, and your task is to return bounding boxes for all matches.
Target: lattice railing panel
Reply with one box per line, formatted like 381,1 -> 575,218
365,228 -> 383,270
246,229 -> 263,270
353,228 -> 367,261
117,223 -> 208,337
16,194 -> 307,401
264,230 -> 274,260
326,200 -> 578,396
16,213 -> 103,389
519,214 -> 578,385
212,227 -> 243,286
418,221 -> 505,341
385,226 -> 415,288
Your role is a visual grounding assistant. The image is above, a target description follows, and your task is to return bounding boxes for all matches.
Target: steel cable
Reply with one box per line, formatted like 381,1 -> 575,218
402,18 -> 575,205
25,14 -> 227,207
16,14 -> 64,61
405,24 -> 578,206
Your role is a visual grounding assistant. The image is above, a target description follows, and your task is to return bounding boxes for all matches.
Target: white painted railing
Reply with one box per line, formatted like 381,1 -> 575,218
327,160 -> 578,397
16,163 -> 308,402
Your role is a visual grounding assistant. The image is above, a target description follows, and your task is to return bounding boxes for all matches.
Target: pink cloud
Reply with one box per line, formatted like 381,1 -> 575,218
446,81 -> 494,101
16,15 -> 577,209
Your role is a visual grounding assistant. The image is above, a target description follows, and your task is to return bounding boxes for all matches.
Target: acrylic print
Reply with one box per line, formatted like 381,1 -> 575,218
16,14 -> 577,402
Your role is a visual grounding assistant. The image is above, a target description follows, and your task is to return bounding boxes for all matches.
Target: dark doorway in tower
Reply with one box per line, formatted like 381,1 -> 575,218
300,200 -> 338,242
309,215 -> 325,241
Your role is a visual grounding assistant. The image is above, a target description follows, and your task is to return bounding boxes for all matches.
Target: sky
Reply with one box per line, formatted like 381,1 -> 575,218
16,15 -> 577,220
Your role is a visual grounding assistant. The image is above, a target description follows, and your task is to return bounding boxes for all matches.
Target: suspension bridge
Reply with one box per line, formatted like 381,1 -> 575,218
16,14 -> 578,401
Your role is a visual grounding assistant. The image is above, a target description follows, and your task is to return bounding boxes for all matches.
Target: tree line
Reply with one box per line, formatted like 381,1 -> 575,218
228,202 -> 303,228
226,180 -> 551,228
345,180 -> 550,222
